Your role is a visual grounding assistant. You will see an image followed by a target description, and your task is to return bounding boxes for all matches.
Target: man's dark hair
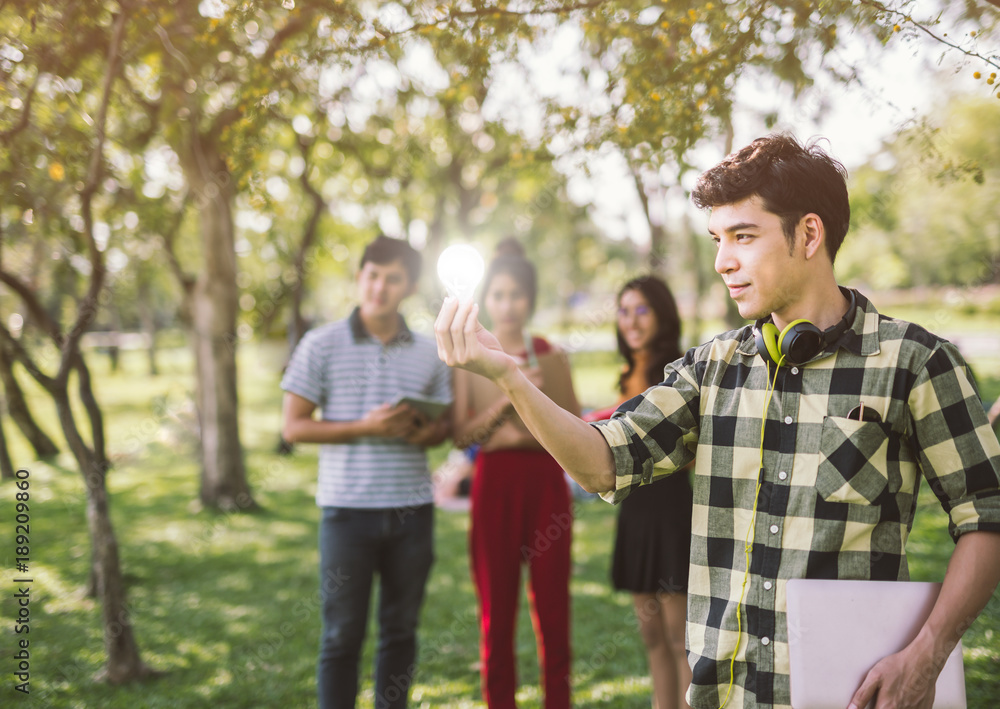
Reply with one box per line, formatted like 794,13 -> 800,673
691,133 -> 850,262
359,234 -> 422,284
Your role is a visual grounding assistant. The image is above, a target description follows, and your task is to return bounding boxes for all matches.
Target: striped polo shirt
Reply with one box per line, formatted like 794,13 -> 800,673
281,307 -> 452,509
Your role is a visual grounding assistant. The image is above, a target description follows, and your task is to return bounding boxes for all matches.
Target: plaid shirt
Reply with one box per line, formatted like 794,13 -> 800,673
592,290 -> 1000,709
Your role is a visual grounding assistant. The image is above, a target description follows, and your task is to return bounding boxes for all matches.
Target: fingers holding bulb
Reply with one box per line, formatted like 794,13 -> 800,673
435,296 -> 460,365
460,303 -> 481,362
450,299 -> 476,362
435,297 -> 484,368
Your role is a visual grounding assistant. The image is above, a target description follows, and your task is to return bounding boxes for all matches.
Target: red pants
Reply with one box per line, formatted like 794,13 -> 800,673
470,449 -> 572,709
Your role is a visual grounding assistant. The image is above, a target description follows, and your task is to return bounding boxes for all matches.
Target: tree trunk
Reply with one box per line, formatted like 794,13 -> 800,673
288,148 -> 324,351
426,191 -> 448,264
136,275 -> 159,376
627,160 -> 668,273
0,339 -> 59,459
0,410 -> 14,480
84,462 -> 151,683
185,154 -> 255,512
52,383 -> 153,683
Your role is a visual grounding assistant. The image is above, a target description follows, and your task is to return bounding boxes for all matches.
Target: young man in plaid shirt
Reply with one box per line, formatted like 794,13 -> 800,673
434,134 -> 1000,709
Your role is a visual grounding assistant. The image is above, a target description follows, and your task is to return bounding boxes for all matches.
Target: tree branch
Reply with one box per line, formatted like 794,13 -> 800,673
73,351 -> 107,461
0,73 -> 39,145
60,6 -> 129,383
260,12 -> 310,66
858,0 -> 1000,71
0,321 -> 57,392
352,0 -> 610,53
0,229 -> 64,344
160,195 -> 195,294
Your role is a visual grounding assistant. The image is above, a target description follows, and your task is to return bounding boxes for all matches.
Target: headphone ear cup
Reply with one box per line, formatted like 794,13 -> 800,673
756,322 -> 782,366
779,320 -> 823,365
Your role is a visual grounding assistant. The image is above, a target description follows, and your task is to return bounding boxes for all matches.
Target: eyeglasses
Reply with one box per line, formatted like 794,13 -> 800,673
617,305 -> 651,319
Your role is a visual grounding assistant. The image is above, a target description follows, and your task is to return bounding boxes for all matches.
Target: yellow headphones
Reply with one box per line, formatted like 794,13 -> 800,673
753,289 -> 857,368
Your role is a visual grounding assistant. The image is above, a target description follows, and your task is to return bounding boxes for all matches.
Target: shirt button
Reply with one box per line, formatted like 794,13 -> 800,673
764,581 -> 773,590
761,636 -> 771,646
769,524 -> 779,534
784,416 -> 793,425
791,367 -> 799,375
778,471 -> 788,481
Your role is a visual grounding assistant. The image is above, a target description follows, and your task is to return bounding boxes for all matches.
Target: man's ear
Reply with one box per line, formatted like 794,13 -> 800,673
799,213 -> 826,260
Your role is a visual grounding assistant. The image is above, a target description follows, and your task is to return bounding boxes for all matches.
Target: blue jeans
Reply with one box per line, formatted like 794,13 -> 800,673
317,504 -> 434,709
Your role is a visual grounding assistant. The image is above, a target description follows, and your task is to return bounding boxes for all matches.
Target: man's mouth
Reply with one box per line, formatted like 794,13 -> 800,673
727,283 -> 748,297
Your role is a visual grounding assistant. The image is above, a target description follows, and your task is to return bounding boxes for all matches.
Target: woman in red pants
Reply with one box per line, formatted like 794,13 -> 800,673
452,238 -> 580,709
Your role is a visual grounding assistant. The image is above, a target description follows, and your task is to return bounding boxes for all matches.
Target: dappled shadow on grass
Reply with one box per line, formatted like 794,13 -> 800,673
15,451 -> 323,708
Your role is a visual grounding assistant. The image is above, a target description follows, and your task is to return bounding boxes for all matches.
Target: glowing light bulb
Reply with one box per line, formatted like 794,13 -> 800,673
437,244 -> 485,302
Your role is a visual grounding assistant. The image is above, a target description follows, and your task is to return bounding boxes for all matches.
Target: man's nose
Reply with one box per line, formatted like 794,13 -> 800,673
715,243 -> 736,274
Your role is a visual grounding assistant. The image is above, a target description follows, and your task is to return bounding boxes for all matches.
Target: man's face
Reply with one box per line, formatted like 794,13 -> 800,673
356,259 -> 413,320
709,196 -> 803,322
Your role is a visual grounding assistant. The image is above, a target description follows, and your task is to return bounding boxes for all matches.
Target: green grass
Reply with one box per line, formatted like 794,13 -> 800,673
0,339 -> 998,708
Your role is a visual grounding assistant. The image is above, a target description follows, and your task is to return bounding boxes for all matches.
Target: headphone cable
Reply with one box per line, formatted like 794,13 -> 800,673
718,355 -> 782,708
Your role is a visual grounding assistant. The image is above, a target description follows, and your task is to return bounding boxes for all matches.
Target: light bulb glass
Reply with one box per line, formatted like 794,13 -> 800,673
437,244 -> 485,302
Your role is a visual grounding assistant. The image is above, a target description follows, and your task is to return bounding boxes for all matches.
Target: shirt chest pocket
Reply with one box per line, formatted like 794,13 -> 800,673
816,416 -> 897,506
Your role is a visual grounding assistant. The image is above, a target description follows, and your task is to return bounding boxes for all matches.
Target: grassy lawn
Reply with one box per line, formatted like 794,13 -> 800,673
0,339 -> 998,708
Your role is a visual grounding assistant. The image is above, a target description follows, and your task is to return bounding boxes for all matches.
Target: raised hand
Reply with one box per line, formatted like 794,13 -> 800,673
434,297 -> 515,382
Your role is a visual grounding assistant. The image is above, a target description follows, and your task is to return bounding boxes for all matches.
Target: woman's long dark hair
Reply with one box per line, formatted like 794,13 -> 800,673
616,275 -> 682,395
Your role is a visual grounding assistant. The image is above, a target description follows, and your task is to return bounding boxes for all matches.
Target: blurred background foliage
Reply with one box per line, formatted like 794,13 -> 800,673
2,1 -> 998,346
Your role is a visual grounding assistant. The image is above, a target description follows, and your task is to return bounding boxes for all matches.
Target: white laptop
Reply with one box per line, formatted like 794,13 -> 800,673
786,579 -> 966,709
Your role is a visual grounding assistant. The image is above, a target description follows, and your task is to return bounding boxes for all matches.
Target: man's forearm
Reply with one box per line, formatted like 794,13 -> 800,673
918,530 -> 1000,657
495,364 -> 616,492
283,418 -> 372,444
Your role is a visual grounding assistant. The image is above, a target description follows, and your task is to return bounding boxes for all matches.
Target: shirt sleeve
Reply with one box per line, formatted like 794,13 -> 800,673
909,340 -> 1000,541
280,330 -> 326,406
590,348 -> 701,504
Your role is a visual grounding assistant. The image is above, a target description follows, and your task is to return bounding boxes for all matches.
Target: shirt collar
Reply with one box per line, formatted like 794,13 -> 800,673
348,306 -> 413,345
736,287 -> 881,360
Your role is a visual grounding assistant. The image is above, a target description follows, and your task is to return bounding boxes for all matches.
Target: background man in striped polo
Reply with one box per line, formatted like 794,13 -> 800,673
434,134 -> 1000,709
282,234 -> 452,709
